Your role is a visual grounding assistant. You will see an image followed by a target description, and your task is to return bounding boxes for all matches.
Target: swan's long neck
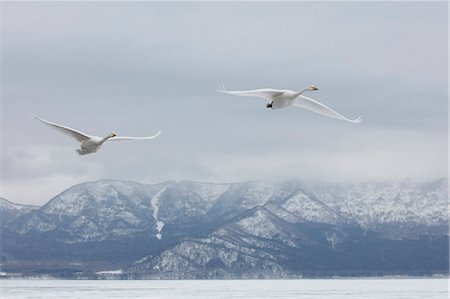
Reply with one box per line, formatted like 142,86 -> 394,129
100,135 -> 114,144
296,86 -> 311,96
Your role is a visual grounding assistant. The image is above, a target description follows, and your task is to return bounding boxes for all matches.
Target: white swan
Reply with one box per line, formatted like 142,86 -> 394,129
218,85 -> 362,123
35,116 -> 161,155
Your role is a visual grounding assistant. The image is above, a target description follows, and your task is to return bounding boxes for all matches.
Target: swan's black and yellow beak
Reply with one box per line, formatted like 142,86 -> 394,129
311,85 -> 319,91
111,131 -> 117,137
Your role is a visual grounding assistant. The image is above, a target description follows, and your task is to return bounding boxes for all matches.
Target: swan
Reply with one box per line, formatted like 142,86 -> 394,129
218,85 -> 362,123
35,116 -> 161,155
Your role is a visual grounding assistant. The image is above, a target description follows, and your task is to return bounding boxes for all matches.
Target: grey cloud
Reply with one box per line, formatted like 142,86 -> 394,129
1,2 -> 447,204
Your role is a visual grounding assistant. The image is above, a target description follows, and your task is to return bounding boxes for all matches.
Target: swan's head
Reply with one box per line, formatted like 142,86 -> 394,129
110,131 -> 117,137
310,85 -> 318,91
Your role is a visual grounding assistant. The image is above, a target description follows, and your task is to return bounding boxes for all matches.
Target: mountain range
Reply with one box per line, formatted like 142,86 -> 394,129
0,179 -> 448,278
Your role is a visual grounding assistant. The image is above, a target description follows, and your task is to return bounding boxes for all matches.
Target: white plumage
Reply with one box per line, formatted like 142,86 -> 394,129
35,116 -> 161,155
218,85 -> 361,124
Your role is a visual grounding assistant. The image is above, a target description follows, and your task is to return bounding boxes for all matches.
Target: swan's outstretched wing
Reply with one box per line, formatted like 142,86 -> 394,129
35,116 -> 92,142
294,95 -> 362,124
108,131 -> 161,141
217,88 -> 283,100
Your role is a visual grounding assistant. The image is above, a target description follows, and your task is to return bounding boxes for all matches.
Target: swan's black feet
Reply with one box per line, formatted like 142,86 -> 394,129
266,102 -> 273,109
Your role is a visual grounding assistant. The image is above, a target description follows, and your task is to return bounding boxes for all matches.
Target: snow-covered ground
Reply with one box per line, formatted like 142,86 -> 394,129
151,186 -> 167,239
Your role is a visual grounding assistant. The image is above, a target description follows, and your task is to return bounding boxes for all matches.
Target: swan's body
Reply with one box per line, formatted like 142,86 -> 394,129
35,116 -> 161,155
218,85 -> 361,123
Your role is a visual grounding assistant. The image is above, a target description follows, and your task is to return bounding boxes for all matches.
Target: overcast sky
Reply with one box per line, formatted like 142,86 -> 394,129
1,2 -> 448,205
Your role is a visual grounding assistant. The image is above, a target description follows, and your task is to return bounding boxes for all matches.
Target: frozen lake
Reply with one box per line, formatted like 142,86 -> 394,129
1,278 -> 448,299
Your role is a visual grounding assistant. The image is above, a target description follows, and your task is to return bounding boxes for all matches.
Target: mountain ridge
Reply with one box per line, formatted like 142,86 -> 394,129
1,178 -> 447,278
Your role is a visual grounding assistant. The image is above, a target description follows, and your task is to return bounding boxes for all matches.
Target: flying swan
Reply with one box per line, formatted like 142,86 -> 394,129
35,116 -> 161,155
218,85 -> 362,123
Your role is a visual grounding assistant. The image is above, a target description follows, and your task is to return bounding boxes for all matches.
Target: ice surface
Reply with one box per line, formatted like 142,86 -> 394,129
1,279 -> 447,299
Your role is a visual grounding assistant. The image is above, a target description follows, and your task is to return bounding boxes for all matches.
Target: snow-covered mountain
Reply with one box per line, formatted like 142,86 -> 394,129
0,197 -> 37,229
9,180 -> 164,242
318,180 -> 448,229
1,179 -> 448,278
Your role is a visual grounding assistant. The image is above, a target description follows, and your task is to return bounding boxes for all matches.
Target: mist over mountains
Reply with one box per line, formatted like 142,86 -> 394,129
1,179 -> 448,279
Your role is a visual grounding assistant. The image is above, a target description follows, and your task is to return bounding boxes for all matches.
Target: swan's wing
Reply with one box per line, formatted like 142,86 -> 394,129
108,131 -> 161,141
217,88 -> 283,100
35,116 -> 92,142
294,95 -> 362,124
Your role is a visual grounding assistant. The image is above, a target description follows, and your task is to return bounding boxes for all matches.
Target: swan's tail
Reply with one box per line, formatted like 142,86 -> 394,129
76,149 -> 89,155
350,116 -> 362,124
